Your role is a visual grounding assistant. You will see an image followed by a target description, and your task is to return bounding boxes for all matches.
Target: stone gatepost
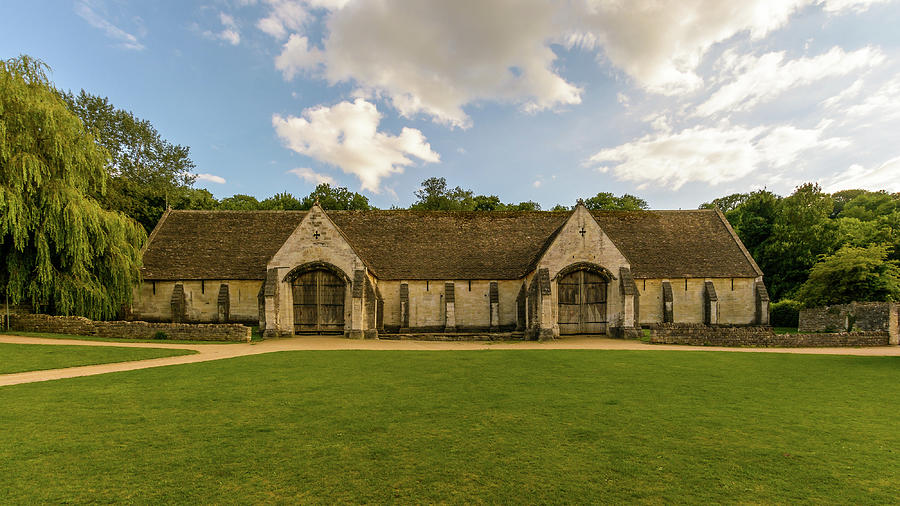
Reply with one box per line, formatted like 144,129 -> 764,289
348,269 -> 366,339
444,282 -> 457,332
616,267 -> 641,338
262,268 -> 291,337
399,283 -> 410,332
489,281 -> 500,331
704,281 -> 719,325
537,268 -> 556,340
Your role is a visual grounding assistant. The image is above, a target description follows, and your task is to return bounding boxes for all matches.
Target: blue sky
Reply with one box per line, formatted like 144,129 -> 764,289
2,1 -> 899,209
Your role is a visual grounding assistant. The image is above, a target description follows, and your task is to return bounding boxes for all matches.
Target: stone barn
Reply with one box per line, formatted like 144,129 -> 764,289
133,202 -> 769,339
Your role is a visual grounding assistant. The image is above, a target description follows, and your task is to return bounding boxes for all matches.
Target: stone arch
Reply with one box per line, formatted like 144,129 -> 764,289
553,261 -> 616,282
282,261 -> 351,284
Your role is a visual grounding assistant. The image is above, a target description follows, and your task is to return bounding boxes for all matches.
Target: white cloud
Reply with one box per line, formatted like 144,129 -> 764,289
218,12 -> 241,45
75,1 -> 144,50
695,46 -> 884,117
844,76 -> 900,120
196,173 -> 226,184
823,156 -> 900,193
275,34 -> 322,79
272,98 -> 440,192
533,180 -> 542,188
256,0 -> 897,128
257,0 -> 308,40
588,123 -> 846,189
821,0 -> 893,13
288,167 -> 336,185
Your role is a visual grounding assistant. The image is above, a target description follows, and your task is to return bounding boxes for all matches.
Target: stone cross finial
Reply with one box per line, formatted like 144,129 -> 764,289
576,198 -> 585,206
314,195 -> 321,207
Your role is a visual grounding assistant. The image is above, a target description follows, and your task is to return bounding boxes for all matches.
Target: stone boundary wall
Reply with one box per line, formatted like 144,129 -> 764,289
800,302 -> 898,332
649,323 -> 890,347
7,314 -> 251,342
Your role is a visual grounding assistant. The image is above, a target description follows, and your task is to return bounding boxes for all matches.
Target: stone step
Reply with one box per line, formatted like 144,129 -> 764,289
380,332 -> 525,342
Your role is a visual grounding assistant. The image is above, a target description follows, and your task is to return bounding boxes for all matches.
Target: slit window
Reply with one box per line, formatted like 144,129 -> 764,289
731,278 -> 734,291
468,280 -> 472,291
152,281 -> 156,295
684,279 -> 688,291
426,280 -> 429,291
201,280 -> 205,294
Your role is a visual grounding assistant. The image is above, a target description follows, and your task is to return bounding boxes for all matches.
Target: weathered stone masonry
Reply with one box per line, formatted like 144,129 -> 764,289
133,203 -> 769,340
9,313 -> 251,341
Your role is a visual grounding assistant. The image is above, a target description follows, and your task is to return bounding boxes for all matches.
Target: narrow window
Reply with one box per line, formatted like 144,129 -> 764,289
152,281 -> 156,295
468,280 -> 472,291
684,279 -> 688,291
426,280 -> 429,291
731,278 -> 734,291
642,280 -> 646,291
201,280 -> 205,294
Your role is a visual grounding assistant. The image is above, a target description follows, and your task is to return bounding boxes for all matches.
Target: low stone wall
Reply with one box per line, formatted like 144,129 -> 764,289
7,314 -> 251,342
648,323 -> 890,347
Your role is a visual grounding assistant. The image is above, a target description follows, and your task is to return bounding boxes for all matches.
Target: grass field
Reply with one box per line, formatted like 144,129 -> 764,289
1,350 -> 899,503
0,342 -> 195,374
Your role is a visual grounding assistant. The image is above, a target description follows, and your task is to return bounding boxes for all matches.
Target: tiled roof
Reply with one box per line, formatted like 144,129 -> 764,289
593,210 -> 761,278
141,210 -> 305,280
141,208 -> 760,280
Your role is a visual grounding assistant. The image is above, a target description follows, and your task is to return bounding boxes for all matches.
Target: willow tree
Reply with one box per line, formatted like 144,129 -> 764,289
0,55 -> 145,319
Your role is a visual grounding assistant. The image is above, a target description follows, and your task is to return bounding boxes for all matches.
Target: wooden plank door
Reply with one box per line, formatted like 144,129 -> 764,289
293,271 -> 318,333
557,270 -> 581,335
557,270 -> 608,335
317,270 -> 345,333
293,270 -> 345,334
581,270 -> 607,334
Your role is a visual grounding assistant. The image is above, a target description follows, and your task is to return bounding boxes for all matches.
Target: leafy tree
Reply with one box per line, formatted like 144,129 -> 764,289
724,190 -> 779,258
761,183 -> 839,300
796,244 -> 900,306
831,189 -> 869,217
550,204 -> 570,211
61,90 -> 197,232
218,194 -> 261,210
582,192 -> 648,211
472,194 -> 502,211
837,190 -> 900,221
504,200 -> 542,211
299,184 -> 374,210
260,192 -> 304,210
1,55 -> 145,319
410,177 -> 475,211
700,192 -> 749,213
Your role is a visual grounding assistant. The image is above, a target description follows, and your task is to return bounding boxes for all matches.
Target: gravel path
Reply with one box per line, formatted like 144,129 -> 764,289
1,334 -> 898,387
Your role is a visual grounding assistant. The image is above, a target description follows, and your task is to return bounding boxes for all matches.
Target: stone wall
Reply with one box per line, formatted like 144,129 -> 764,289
800,302 -> 899,345
132,280 -> 263,323
8,313 -> 251,342
649,323 -> 889,347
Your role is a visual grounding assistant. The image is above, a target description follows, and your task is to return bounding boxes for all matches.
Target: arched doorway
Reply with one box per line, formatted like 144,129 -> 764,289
291,269 -> 346,334
557,268 -> 608,334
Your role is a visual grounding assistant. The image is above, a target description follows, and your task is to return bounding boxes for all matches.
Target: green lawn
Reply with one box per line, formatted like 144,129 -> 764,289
1,350 -> 898,503
0,343 -> 196,374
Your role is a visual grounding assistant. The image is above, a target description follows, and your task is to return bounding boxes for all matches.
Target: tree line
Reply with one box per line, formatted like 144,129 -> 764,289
2,55 -> 897,321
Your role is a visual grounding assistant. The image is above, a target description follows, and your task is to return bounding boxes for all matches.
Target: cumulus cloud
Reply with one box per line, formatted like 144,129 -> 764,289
823,156 -> 900,192
588,123 -> 846,189
272,98 -> 440,191
75,1 -> 144,50
288,167 -> 336,185
695,46 -> 884,117
196,173 -> 227,184
259,0 -> 892,126
257,0 -> 308,39
275,34 -> 322,79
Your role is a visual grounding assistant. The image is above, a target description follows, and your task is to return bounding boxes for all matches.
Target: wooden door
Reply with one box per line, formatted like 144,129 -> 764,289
557,270 -> 607,335
292,270 -> 345,334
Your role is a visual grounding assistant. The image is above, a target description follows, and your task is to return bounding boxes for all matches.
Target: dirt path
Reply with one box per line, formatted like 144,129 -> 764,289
2,334 -> 898,387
